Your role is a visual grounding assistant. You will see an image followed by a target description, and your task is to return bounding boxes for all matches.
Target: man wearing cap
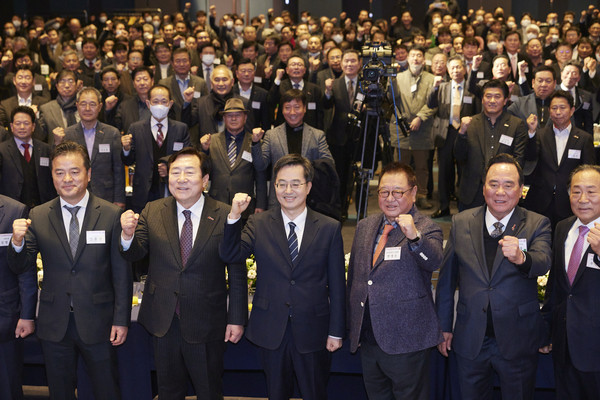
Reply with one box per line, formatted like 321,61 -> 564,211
199,98 -> 267,219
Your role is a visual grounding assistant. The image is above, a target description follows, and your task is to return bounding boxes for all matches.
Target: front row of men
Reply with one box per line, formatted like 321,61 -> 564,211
3,141 -> 600,400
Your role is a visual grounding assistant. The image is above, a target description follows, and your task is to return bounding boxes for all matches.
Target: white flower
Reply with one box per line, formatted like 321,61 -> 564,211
248,268 -> 257,280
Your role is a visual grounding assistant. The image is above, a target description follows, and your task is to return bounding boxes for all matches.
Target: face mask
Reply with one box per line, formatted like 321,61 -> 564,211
398,59 -> 408,66
309,51 -> 320,58
150,104 -> 170,120
432,18 -> 441,25
487,41 -> 498,51
274,23 -> 283,32
53,22 -> 61,30
235,25 -> 243,33
548,19 -> 557,26
506,21 -> 516,29
99,17 -> 107,24
145,16 -> 152,23
299,39 -> 308,50
202,54 -> 215,65
565,18 -> 574,24
301,17 -> 308,23
332,34 -> 343,44
225,21 -> 234,30
260,18 -> 266,25
308,25 -> 315,33
237,37 -> 244,45
152,21 -> 161,28
526,33 -> 537,41
521,19 -> 531,27
115,29 -> 123,36
476,15 -> 484,23
12,20 -> 21,28
551,35 -> 559,43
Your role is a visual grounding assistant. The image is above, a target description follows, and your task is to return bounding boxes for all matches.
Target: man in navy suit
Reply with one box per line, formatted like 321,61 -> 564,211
221,154 -> 345,400
436,153 -> 552,400
541,165 -> 600,399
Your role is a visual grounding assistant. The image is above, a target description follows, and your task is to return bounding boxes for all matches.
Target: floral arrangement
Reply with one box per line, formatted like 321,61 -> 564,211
345,253 -> 350,280
537,272 -> 549,303
36,253 -> 43,289
246,255 -> 257,292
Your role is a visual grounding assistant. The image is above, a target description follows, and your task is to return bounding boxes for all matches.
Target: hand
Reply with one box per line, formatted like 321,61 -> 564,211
409,117 -> 421,132
121,134 -> 132,151
499,235 -> 525,264
209,5 -> 216,17
440,43 -> 452,53
224,324 -> 244,343
587,57 -> 597,73
517,60 -> 528,76
252,127 -> 264,142
120,210 -> 139,240
263,64 -> 273,79
183,87 -> 195,103
200,133 -> 211,151
326,337 -> 342,352
185,2 -> 191,9
15,319 -> 34,338
438,332 -> 453,357
310,57 -> 321,71
53,127 -> 65,145
29,104 -> 38,115
459,116 -> 472,134
526,114 -> 538,133
340,12 -> 347,20
539,344 -> 552,354
157,163 -> 167,178
390,16 -> 398,25
587,223 -> 600,255
395,214 -> 418,240
254,208 -> 264,213
325,78 -> 333,94
105,95 -> 118,111
433,75 -> 443,88
94,59 -> 102,72
275,68 -> 285,81
230,193 -> 251,220
110,325 -> 128,346
473,54 -> 483,70
12,218 -> 31,247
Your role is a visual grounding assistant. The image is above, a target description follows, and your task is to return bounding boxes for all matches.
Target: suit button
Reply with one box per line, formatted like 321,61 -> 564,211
286,302 -> 291,307
71,270 -> 75,274
568,294 -> 573,299
290,280 -> 295,285
367,280 -> 373,285
360,302 -> 364,307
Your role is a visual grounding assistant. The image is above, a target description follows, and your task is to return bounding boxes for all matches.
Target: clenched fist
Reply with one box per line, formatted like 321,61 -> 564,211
105,95 -> 118,111
252,127 -> 264,142
458,116 -> 472,135
499,235 -> 525,265
200,133 -> 212,151
120,210 -> 139,240
229,193 -> 251,220
121,134 -> 132,151
12,218 -> 31,247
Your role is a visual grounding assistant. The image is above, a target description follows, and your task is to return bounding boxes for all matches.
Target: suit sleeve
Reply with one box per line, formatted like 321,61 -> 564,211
110,208 -> 133,327
0,103 -> 9,128
511,119 -> 528,167
435,217 -> 460,333
254,167 -> 268,210
454,130 -> 469,163
7,208 -> 40,275
524,214 -> 552,278
407,220 -> 443,272
111,131 -> 126,204
12,204 -> 37,320
252,131 -> 271,172
582,132 -> 596,164
120,204 -> 150,262
219,218 -> 254,264
524,131 -> 539,163
315,129 -> 333,162
327,223 -> 346,338
427,85 -> 440,109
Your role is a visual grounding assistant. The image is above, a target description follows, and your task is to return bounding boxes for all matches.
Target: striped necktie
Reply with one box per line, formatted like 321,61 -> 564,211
288,222 -> 299,265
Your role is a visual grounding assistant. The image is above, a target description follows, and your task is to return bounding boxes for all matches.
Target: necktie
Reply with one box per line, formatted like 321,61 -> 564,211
288,222 -> 299,265
205,66 -> 212,90
567,225 -> 589,285
227,138 -> 236,167
88,60 -> 94,68
347,79 -> 354,104
373,224 -> 394,266
64,205 -> 81,258
180,210 -> 193,267
22,143 -> 31,162
511,55 -> 517,78
451,86 -> 461,129
490,222 -> 504,238
156,123 -> 164,147
293,83 -> 300,90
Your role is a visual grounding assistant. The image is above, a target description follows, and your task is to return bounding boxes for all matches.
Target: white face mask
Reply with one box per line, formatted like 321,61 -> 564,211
99,16 -> 107,24
506,21 -> 516,29
476,15 -> 484,23
53,23 -> 61,30
521,19 -> 531,27
432,18 -> 442,25
152,21 -> 161,28
226,21 -> 234,29
551,35 -> 559,43
332,34 -> 343,44
202,54 -> 215,65
145,16 -> 152,23
299,39 -> 308,50
274,23 -> 284,32
150,104 -> 170,120
398,59 -> 408,66
301,17 -> 308,23
526,33 -> 537,41
235,25 -> 243,34
12,20 -> 21,28
487,41 -> 498,51
548,19 -> 557,26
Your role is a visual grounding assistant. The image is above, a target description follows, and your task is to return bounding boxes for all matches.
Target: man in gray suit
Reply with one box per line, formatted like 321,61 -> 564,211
347,162 -> 443,400
508,65 -> 556,130
436,154 -> 552,400
64,87 -> 125,208
38,70 -> 80,145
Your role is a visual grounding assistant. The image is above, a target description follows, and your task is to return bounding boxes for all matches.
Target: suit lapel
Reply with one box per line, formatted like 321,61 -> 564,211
365,216 -> 383,269
188,197 -> 220,264
161,198 -> 183,268
474,114 -> 486,160
300,125 -> 310,156
171,78 -> 184,106
491,207 -> 526,278
7,140 -> 23,179
469,207 -> 489,280
541,127 -> 559,169
271,210 -> 294,267
214,133 -> 230,169
276,125 -> 288,156
91,125 -> 105,163
0,201 -> 6,228
73,195 -> 101,263
48,198 -> 73,262
294,209 -> 319,268
560,130 -> 581,166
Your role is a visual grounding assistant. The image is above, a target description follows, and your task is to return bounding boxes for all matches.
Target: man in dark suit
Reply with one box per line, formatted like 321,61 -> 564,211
38,69 -> 80,145
64,87 -> 125,207
0,106 -> 56,210
121,84 -> 190,213
347,162 -> 443,399
120,148 -> 247,400
233,58 -> 272,131
436,154 -> 552,400
504,31 -> 532,83
107,67 -> 154,134
98,67 -> 129,125
541,165 -> 600,400
8,141 -> 132,400
0,195 -> 36,400
221,154 -> 345,400
0,66 -> 48,129
508,65 -> 557,131
455,79 -> 528,211
524,90 -> 595,229
558,61 -> 594,134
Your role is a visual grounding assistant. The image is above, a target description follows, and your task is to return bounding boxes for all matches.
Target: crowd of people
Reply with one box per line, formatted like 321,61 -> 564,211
1,2 -> 600,400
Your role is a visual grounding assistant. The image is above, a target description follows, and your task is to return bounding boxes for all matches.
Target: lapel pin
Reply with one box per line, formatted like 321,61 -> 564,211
511,224 -> 516,231
574,135 -> 579,139
504,123 -> 510,127
208,216 -> 214,221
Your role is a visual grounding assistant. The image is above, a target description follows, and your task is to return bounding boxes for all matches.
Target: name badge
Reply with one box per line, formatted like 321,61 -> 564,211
99,144 -> 110,153
173,142 -> 184,151
254,76 -> 262,83
568,149 -> 581,159
587,254 -> 600,269
252,101 -> 261,109
410,83 -> 417,93
477,71 -> 484,79
356,92 -> 365,101
86,230 -> 106,244
193,91 -> 201,99
518,238 -> 528,252
499,134 -> 513,146
463,96 -> 473,104
40,64 -> 50,75
34,84 -> 43,91
213,59 -> 221,65
242,150 -> 252,162
510,95 -> 519,103
0,233 -> 11,247
583,102 -> 591,110
307,102 -> 316,110
384,247 -> 401,260
40,157 -> 49,167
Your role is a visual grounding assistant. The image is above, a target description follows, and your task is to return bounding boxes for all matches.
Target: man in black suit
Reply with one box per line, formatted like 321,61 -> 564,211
64,87 -> 125,207
9,141 -> 132,400
107,67 -> 154,134
98,67 -> 129,124
0,106 -> 56,210
0,195 -> 36,400
558,61 -> 594,134
233,58 -> 271,131
0,66 -> 48,129
120,148 -> 247,400
504,31 -> 532,84
541,164 -> 600,399
221,154 -> 345,400
38,69 -> 80,146
121,84 -> 190,213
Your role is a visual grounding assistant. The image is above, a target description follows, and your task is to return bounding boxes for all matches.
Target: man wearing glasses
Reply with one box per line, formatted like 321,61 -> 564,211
346,161 -> 443,400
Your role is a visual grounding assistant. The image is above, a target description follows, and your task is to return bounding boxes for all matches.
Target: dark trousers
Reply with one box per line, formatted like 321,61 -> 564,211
437,127 -> 459,210
153,315 -> 225,400
554,342 -> 600,400
360,342 -> 431,400
260,320 -> 331,400
40,313 -> 120,400
399,149 -> 429,196
455,336 -> 538,400
330,143 -> 354,217
0,337 -> 24,400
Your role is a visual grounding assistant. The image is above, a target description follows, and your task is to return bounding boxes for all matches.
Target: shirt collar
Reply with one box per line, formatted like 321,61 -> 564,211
282,206 -> 308,229
60,189 -> 90,209
18,94 -> 32,105
176,73 -> 191,83
13,137 -> 33,148
176,194 -> 205,218
151,116 -> 168,130
81,121 -> 98,133
553,123 -> 571,135
485,207 -> 515,233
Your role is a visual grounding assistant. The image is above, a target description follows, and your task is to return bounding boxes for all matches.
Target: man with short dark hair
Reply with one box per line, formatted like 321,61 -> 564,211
109,67 -> 154,133
38,69 -> 80,145
0,66 -> 48,129
233,58 -> 271,131
508,65 -> 557,130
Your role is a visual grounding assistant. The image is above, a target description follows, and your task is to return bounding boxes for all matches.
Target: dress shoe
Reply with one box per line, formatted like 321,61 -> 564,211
449,193 -> 458,202
416,196 -> 433,210
431,208 -> 450,218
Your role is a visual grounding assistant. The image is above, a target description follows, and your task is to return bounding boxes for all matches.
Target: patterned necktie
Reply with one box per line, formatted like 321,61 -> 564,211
64,205 -> 81,258
156,123 -> 164,147
490,222 -> 504,238
373,224 -> 394,266
567,225 -> 589,285
347,79 -> 354,104
22,143 -> 31,162
451,86 -> 462,129
227,139 -> 237,167
293,83 -> 300,90
288,222 -> 299,265
205,66 -> 212,90
180,210 -> 193,267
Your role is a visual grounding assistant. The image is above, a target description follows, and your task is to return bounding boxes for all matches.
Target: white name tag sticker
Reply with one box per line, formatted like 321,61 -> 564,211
499,134 -> 514,146
40,64 -> 50,75
587,254 -> 600,269
410,84 -> 417,93
0,233 -> 11,247
518,238 -> 528,252
173,142 -> 184,151
356,92 -> 365,101
510,95 -> 519,103
99,144 -> 110,153
242,150 -> 252,162
213,59 -> 221,64
34,84 -> 43,91
583,102 -> 591,110
252,101 -> 261,109
86,230 -> 106,244
384,247 -> 401,260
39,157 -> 49,167
193,91 -> 201,99
254,76 -> 262,83
477,71 -> 484,79
463,96 -> 473,104
568,149 -> 581,159
307,102 -> 316,110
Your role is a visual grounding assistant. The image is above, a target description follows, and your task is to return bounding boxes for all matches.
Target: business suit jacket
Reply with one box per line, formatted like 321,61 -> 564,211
2,73 -> 51,102
220,207 -> 345,353
7,193 -> 132,344
507,93 -> 553,129
232,84 -> 272,131
64,122 -> 126,204
436,206 -> 552,360
543,216 -> 600,372
572,87 -> 594,134
159,74 -> 208,121
268,79 -> 324,130
110,95 -> 147,134
323,76 -> 355,147
454,112 -> 528,206
0,139 -> 56,205
38,100 -> 78,145
347,206 -> 443,354
122,118 -> 190,212
121,196 -> 247,342
207,131 -> 267,217
0,95 -> 48,128
153,63 -> 175,81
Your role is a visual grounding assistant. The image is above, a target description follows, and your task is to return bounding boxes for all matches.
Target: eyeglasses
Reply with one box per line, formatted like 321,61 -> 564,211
275,181 -> 307,190
377,187 -> 413,199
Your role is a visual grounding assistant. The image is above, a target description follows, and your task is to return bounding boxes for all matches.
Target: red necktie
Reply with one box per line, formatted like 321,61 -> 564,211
22,143 -> 31,162
156,123 -> 164,147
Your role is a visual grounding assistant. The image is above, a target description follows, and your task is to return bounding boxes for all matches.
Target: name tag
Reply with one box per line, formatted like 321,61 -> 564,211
583,102 -> 591,110
518,238 -> 528,252
34,84 -> 43,91
173,142 -> 184,151
0,233 -> 11,247
193,91 -> 201,99
252,101 -> 261,109
40,64 -> 49,75
463,96 -> 472,104
307,102 -> 316,110
99,144 -> 110,153
384,247 -> 401,260
242,150 -> 252,162
477,71 -> 484,79
356,92 -> 365,101
499,134 -> 513,146
568,149 -> 581,159
410,83 -> 417,93
510,95 -> 519,103
40,157 -> 49,167
86,230 -> 106,244
254,76 -> 262,83
587,254 -> 600,269
213,59 -> 221,64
